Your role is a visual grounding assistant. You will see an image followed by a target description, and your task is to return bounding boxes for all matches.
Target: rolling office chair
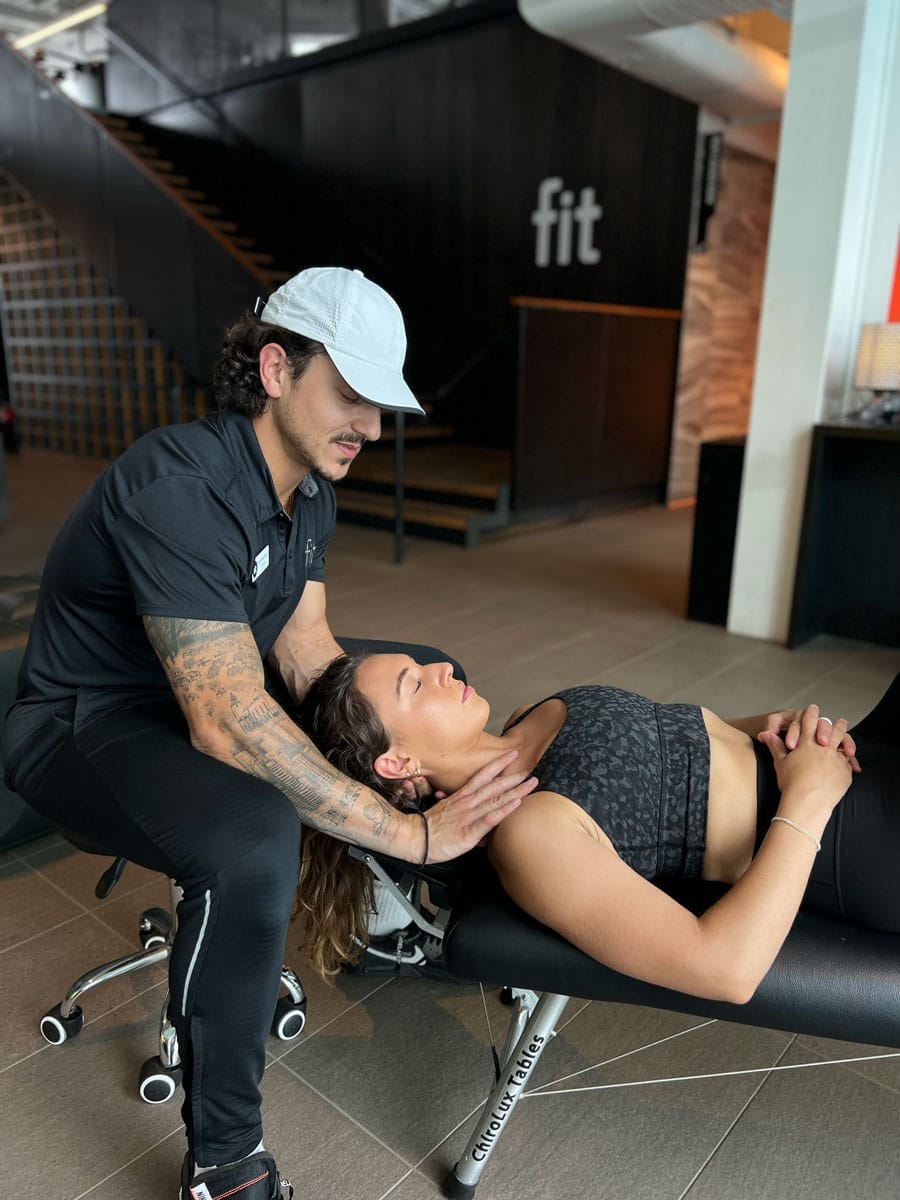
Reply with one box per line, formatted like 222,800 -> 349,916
34,847 -> 459,1103
38,850 -> 308,1103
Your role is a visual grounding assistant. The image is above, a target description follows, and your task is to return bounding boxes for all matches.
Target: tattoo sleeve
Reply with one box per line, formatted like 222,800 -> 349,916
143,616 -> 403,848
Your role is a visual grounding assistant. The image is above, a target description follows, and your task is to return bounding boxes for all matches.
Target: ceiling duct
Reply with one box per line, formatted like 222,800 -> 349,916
518,0 -> 791,160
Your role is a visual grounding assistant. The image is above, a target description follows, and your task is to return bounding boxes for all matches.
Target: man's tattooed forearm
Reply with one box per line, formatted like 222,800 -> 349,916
144,617 -> 261,709
234,743 -> 369,826
232,693 -> 281,735
363,801 -> 390,839
143,616 -> 402,847
144,616 -> 251,659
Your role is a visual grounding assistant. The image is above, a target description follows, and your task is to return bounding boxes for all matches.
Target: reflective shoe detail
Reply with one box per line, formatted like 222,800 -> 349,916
180,1152 -> 293,1200
343,925 -> 456,979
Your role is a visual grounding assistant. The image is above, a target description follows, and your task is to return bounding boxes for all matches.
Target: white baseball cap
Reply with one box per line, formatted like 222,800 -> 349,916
259,267 -> 424,415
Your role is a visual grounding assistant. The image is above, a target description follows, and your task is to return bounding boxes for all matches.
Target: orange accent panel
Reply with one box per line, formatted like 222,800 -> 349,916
890,233 -> 900,322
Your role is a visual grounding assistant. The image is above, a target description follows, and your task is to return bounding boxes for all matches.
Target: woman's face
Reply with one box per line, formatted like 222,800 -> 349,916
355,654 -> 490,768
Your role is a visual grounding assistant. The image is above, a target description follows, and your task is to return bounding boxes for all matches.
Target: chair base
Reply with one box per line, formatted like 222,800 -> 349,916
39,875 -> 308,1103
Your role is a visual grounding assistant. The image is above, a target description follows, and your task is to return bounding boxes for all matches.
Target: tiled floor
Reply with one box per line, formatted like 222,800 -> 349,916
2,450 -> 900,1200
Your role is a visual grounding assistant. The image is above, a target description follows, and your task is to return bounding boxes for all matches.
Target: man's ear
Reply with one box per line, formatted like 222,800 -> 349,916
259,343 -> 287,399
373,752 -> 413,781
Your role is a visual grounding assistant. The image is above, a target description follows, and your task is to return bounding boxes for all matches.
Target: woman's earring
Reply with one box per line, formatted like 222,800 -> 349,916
414,767 -> 422,778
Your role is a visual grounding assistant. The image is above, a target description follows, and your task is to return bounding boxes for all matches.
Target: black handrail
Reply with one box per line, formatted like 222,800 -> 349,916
394,413 -> 405,565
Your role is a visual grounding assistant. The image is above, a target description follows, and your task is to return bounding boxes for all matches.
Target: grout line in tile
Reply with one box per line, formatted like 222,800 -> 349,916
470,624 -> 616,686
264,976 -> 395,1062
410,1095 -> 489,1178
781,662 -> 882,713
9,852 -> 166,959
71,1125 -> 184,1199
0,908 -> 86,957
472,622 -> 696,696
11,853 -> 106,915
0,976 -> 168,1076
373,1166 -> 419,1200
267,1055 -> 420,1172
8,838 -> 62,861
679,1034 -> 798,1199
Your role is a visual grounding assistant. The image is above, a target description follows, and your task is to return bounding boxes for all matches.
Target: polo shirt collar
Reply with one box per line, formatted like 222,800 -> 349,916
218,410 -> 315,522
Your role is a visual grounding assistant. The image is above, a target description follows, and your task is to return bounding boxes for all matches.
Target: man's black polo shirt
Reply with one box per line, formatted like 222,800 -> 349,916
3,410 -> 335,782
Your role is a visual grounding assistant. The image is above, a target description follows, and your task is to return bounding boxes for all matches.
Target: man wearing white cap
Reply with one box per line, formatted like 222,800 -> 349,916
3,268 -> 535,1200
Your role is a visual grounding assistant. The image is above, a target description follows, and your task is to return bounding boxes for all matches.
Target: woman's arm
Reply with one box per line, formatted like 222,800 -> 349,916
489,707 -> 853,1004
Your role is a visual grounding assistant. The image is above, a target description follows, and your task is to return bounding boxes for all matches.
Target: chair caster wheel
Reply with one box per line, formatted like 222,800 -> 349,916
499,987 -> 515,1006
138,1055 -> 182,1103
442,1168 -> 476,1199
139,907 -> 172,950
40,1003 -> 84,1044
271,995 -> 307,1041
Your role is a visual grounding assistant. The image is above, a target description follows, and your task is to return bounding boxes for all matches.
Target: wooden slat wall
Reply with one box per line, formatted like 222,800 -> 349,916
0,169 -> 207,459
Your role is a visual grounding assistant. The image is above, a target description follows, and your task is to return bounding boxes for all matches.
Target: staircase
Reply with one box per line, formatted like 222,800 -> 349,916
88,117 -> 513,547
335,441 -> 512,548
95,114 -> 292,292
0,168 -> 209,457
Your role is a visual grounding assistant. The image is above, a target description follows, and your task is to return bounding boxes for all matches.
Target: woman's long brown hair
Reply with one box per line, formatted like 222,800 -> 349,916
294,653 -> 407,978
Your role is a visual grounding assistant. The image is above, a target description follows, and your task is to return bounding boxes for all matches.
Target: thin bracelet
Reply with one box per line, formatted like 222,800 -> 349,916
770,816 -> 821,853
417,810 -> 430,866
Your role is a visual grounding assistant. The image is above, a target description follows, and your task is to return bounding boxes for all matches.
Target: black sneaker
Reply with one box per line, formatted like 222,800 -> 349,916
180,1152 -> 293,1200
342,925 -> 457,980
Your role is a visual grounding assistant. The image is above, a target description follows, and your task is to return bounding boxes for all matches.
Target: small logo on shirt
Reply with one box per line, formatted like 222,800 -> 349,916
251,545 -> 270,583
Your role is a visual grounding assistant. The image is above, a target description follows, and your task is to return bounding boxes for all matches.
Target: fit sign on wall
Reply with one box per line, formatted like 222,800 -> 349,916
531,177 -> 603,268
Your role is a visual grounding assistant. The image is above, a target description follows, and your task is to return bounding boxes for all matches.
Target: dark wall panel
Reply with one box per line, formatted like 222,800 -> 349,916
512,306 -> 680,511
126,12 -> 696,411
226,18 -> 694,401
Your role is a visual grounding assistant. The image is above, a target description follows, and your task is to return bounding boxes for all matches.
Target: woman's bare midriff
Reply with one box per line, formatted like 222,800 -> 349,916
702,709 -> 760,883
506,698 -> 763,884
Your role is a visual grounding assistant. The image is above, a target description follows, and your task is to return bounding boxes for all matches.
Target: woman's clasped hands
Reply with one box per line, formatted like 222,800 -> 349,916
758,703 -> 856,828
761,704 -> 861,773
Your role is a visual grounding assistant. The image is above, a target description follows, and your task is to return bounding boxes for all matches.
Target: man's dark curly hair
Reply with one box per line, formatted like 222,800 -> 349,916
213,312 -> 326,417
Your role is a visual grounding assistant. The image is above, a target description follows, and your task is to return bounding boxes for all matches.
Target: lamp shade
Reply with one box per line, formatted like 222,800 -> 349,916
854,323 -> 900,391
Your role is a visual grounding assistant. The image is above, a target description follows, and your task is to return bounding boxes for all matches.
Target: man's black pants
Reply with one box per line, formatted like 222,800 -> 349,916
15,638 -> 462,1167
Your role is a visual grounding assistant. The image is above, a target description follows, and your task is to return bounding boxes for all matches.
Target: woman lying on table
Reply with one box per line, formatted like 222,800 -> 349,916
295,654 -> 900,1003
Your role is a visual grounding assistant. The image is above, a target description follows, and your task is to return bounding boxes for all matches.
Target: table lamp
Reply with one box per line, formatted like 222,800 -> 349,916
852,323 -> 900,424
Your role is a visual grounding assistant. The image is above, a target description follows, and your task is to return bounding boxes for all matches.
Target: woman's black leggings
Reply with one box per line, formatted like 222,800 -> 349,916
755,672 -> 900,930
15,638 -> 462,1168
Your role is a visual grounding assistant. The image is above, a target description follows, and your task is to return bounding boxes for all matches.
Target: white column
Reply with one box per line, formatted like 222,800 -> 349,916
728,0 -> 900,642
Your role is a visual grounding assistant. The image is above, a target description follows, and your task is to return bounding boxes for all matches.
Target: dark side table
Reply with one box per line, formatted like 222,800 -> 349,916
788,422 -> 900,648
687,437 -> 745,626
